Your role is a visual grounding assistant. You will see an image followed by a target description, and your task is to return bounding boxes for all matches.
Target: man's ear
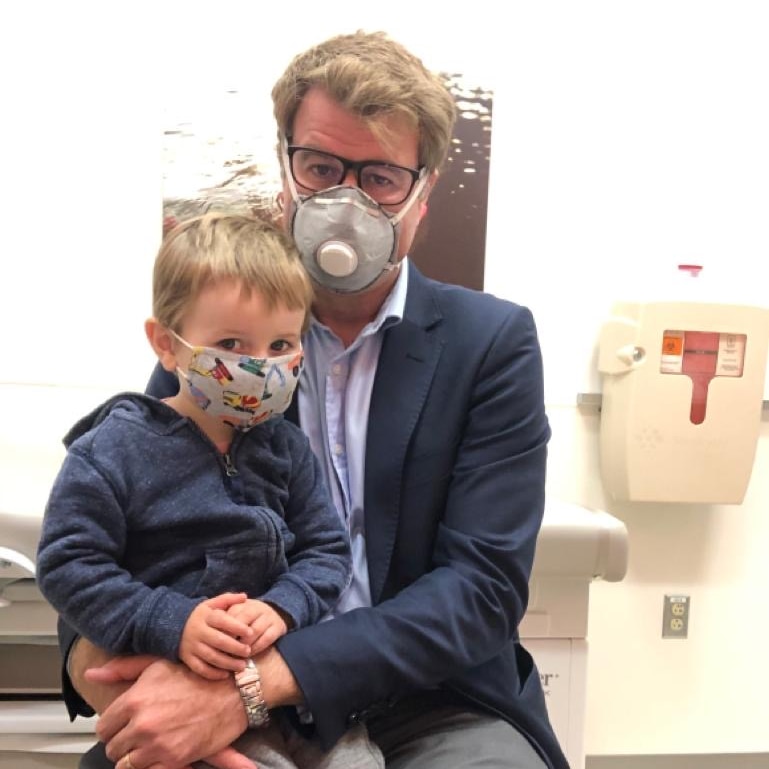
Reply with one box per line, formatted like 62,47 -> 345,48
145,319 -> 178,373
418,170 -> 439,219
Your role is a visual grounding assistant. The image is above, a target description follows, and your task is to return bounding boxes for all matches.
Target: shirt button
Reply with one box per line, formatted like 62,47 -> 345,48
334,443 -> 344,456
331,363 -> 342,375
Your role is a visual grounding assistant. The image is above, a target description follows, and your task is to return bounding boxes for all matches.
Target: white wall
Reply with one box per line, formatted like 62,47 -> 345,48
2,0 -> 768,760
484,1 -> 769,758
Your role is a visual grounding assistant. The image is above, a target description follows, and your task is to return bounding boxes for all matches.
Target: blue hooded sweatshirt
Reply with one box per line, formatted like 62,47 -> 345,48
37,393 -> 350,662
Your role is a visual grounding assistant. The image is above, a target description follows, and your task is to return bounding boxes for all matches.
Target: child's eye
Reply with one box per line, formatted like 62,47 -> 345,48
270,340 -> 290,353
217,339 -> 240,351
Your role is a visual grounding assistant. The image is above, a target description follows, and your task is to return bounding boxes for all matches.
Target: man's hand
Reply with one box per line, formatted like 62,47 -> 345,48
95,657 -> 251,769
69,637 -> 142,715
84,652 -> 255,769
84,654 -> 157,687
78,637 -> 303,769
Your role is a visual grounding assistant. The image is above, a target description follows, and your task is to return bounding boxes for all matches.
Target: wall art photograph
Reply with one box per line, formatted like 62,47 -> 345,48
162,70 -> 492,291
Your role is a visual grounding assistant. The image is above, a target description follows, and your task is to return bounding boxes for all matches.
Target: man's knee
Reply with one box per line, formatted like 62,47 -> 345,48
367,693 -> 547,769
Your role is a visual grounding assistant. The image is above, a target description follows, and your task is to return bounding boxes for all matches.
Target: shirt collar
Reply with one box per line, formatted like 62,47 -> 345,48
309,259 -> 409,342
371,257 -> 409,331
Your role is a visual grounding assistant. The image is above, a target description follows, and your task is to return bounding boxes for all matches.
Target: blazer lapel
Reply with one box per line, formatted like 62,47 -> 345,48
364,265 -> 444,602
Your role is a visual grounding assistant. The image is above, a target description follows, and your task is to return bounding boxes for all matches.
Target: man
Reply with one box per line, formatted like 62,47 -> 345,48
64,30 -> 569,769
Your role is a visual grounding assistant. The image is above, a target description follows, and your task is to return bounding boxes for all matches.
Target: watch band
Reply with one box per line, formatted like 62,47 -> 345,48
234,658 -> 270,729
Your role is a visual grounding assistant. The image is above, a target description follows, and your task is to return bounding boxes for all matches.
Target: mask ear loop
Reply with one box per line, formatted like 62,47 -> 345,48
389,167 -> 429,226
280,136 -> 303,206
379,168 -> 429,272
168,329 -> 194,352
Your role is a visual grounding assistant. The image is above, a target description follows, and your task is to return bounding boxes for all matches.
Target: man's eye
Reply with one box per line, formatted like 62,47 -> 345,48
367,172 -> 395,188
308,163 -> 337,181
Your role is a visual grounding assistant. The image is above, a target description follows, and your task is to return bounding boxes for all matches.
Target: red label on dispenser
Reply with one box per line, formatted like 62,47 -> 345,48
661,330 -> 746,424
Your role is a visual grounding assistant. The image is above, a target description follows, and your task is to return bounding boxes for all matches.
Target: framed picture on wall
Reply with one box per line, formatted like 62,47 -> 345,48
162,75 -> 492,291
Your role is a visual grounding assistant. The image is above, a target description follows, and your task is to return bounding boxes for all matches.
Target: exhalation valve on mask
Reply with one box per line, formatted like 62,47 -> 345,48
316,240 -> 359,278
289,186 -> 401,293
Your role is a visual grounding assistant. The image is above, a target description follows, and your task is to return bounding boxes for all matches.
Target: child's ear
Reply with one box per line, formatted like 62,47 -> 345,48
145,319 -> 178,373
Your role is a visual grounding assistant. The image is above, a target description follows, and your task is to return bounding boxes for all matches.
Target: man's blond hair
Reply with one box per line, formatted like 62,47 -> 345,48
153,213 -> 313,332
272,31 -> 457,172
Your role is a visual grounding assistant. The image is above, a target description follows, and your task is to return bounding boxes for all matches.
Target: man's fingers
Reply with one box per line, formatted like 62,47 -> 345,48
85,654 -> 157,684
97,658 -> 252,768
119,752 -> 195,769
112,739 -> 258,768
129,764 -> 193,769
203,745 -> 259,769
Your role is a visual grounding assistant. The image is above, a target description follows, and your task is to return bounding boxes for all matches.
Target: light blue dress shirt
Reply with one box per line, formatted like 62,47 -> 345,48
298,263 -> 409,617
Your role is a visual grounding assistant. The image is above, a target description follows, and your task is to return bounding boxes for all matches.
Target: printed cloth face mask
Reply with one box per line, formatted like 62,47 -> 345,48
281,139 -> 428,293
172,332 -> 304,430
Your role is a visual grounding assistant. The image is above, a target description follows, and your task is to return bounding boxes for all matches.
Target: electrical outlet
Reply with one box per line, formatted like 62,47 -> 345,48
662,594 -> 690,639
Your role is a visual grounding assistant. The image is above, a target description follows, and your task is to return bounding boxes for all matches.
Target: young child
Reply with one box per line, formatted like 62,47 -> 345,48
37,213 -> 384,769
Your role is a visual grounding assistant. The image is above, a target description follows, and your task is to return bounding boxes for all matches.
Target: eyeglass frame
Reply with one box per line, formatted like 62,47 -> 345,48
284,142 -> 426,206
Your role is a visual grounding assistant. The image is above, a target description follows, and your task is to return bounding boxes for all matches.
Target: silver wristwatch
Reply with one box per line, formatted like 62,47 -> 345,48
234,658 -> 270,728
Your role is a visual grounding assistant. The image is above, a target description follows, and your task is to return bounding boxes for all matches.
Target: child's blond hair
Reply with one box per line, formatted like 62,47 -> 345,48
153,212 -> 313,332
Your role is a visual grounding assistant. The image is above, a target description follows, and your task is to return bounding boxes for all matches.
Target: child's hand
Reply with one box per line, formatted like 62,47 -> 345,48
179,592 -> 256,679
227,599 -> 290,655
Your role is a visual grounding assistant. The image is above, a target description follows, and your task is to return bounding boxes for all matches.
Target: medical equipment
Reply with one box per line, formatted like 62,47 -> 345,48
598,300 -> 769,503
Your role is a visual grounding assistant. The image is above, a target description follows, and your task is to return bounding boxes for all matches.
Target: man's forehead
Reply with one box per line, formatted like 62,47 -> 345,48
290,89 -> 419,163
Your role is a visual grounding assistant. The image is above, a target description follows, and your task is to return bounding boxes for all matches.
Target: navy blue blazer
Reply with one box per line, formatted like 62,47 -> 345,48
59,263 -> 567,769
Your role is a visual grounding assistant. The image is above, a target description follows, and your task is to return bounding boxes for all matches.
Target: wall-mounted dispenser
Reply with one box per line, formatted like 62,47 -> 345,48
597,273 -> 769,503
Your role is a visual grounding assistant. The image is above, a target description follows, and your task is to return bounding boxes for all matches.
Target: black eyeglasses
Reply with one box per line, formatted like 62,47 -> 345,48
286,145 -> 424,206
